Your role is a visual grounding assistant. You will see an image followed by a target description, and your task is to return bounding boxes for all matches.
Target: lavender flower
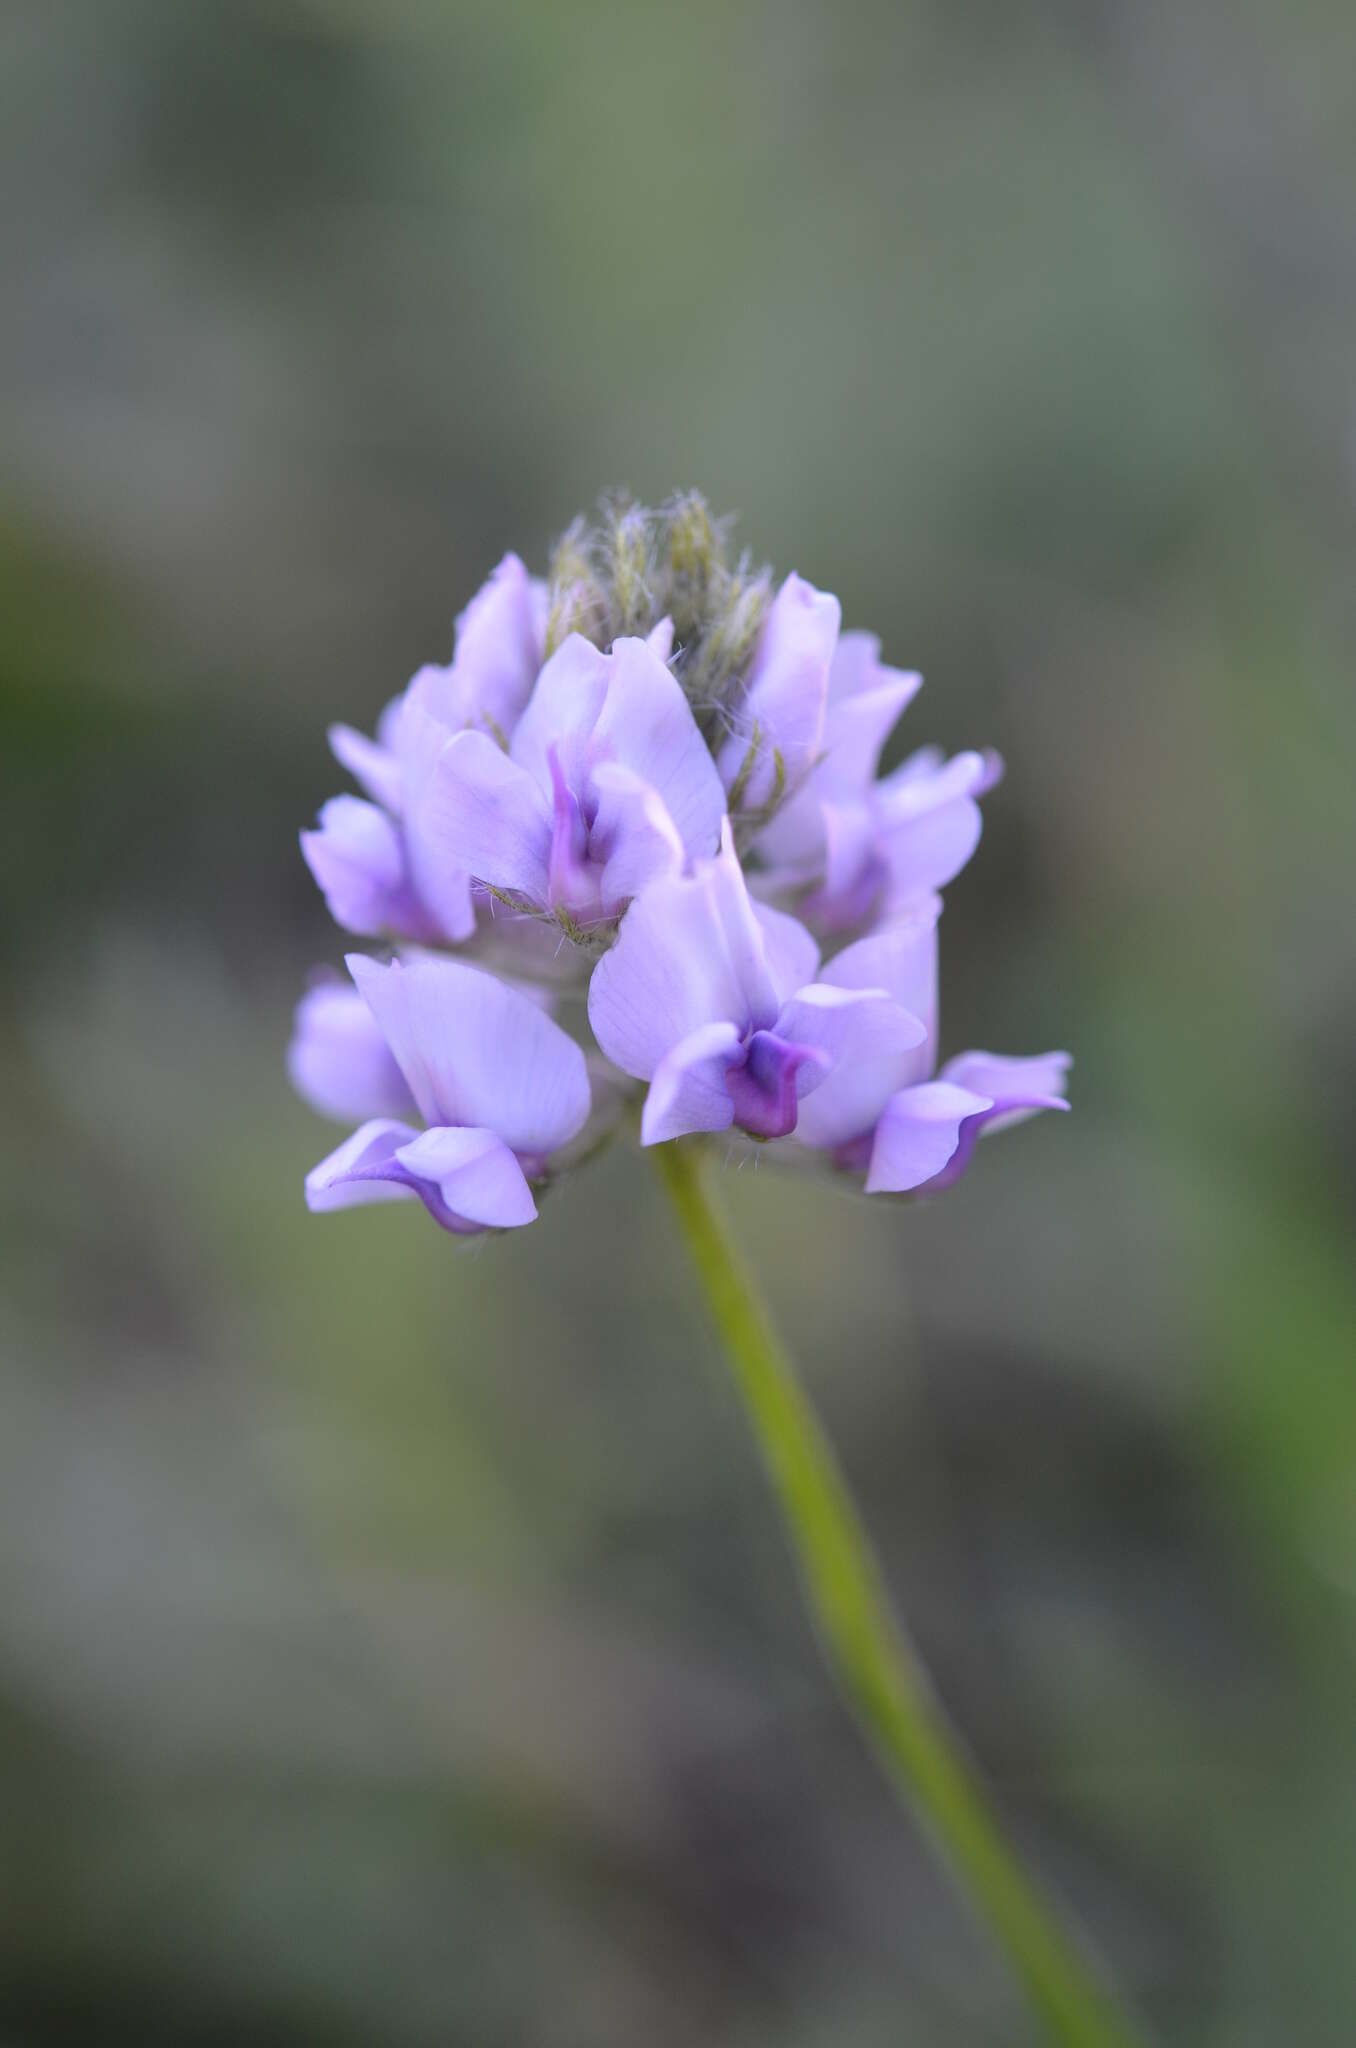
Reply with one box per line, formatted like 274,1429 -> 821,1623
588,822 -> 926,1144
288,976 -> 417,1125
303,553 -> 545,943
410,628 -> 725,938
793,893 -> 1070,1191
292,494 -> 1066,1234
304,954 -> 590,1233
754,631 -> 1003,931
717,573 -> 841,814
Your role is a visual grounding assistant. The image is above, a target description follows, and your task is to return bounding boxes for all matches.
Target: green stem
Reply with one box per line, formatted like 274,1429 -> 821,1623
654,1139 -> 1145,2048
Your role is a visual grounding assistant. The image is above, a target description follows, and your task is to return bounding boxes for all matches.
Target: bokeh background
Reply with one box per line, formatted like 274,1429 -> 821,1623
3,3 -> 1354,2042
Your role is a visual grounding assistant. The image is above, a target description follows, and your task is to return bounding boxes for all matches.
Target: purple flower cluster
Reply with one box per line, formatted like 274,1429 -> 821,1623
291,497 -> 1068,1236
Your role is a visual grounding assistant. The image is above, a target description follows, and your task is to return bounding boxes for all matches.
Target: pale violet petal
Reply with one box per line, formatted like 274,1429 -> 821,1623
328,724 -> 404,813
827,631 -> 920,713
640,1022 -> 744,1145
392,664 -> 461,745
395,1125 -> 538,1227
706,820 -> 783,1028
752,780 -> 826,875
409,728 -> 552,905
821,896 -> 941,1077
778,986 -> 926,1148
305,1118 -> 422,1210
301,797 -> 423,939
590,759 -> 685,909
718,573 -> 840,809
373,708 -> 477,943
288,981 -> 417,1124
751,900 -> 821,998
588,831 -> 769,1079
918,1054 -> 1070,1186
450,551 -> 544,735
591,636 -> 727,863
874,749 -> 993,897
510,635 -> 611,793
864,1081 -> 991,1194
880,801 -> 982,901
347,952 -> 590,1153
938,1051 -> 1072,1134
305,1118 -> 503,1235
819,799 -> 878,906
816,671 -> 921,800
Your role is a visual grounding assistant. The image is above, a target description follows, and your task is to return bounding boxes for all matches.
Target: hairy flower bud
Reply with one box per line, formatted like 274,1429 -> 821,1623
682,563 -> 772,716
544,520 -> 609,656
662,489 -> 720,647
605,497 -> 653,639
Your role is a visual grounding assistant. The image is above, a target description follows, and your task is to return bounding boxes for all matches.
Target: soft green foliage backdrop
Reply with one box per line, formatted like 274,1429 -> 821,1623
2,3 -> 1353,2041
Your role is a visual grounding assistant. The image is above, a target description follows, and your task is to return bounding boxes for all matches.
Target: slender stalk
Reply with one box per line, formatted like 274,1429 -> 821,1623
654,1139 -> 1145,2048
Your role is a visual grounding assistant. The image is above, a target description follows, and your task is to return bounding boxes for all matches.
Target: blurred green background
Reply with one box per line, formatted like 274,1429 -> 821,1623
2,2 -> 1354,2042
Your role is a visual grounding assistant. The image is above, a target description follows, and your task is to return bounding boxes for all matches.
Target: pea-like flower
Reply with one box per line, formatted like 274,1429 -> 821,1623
288,976 -> 417,1126
410,628 -> 725,937
303,553 -> 545,943
588,822 -> 926,1144
792,894 -> 1070,1191
304,954 -> 591,1234
754,631 -> 1002,930
717,573 -> 842,814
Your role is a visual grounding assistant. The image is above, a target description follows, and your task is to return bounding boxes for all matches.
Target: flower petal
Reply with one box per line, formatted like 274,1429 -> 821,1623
301,797 -> 429,940
819,799 -> 879,907
938,1051 -> 1071,1137
394,1125 -> 538,1227
591,636 -> 727,862
718,573 -> 840,809
328,723 -> 404,814
347,952 -> 590,1154
875,749 -> 996,898
409,729 -> 552,905
750,780 -> 825,876
305,1118 -> 496,1234
288,980 -> 418,1124
305,1118 -> 423,1210
449,551 -> 544,736
751,901 -> 821,997
587,823 -> 779,1079
864,1081 -> 992,1194
821,894 -> 941,1079
510,635 -> 611,794
646,616 -> 675,662
726,1029 -> 829,1138
590,759 -> 685,909
779,985 -> 927,1148
640,1022 -> 744,1144
818,652 -> 920,799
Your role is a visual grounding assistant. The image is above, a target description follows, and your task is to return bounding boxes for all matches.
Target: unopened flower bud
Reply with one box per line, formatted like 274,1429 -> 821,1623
662,490 -> 721,648
545,520 -> 608,655
605,498 -> 653,638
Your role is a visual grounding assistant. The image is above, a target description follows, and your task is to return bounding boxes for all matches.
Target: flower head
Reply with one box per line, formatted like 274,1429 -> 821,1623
292,494 -> 1067,1235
